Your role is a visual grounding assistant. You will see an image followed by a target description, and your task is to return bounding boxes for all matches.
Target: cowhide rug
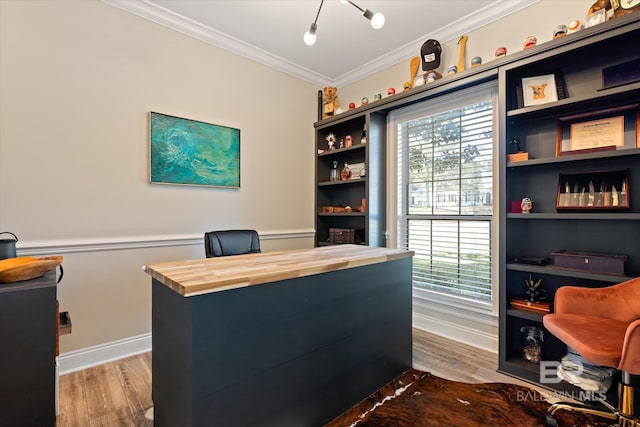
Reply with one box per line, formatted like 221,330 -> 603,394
326,369 -> 614,427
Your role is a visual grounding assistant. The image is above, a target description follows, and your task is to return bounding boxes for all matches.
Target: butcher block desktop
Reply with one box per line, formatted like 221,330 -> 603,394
144,245 -> 414,427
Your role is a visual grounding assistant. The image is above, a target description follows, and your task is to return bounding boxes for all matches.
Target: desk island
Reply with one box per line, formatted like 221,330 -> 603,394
144,244 -> 414,427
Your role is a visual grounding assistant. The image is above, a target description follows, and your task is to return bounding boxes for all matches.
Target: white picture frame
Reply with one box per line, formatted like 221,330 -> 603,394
522,74 -> 558,106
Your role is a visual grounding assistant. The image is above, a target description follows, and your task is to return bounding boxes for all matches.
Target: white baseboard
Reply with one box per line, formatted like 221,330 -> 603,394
413,310 -> 498,354
58,333 -> 151,375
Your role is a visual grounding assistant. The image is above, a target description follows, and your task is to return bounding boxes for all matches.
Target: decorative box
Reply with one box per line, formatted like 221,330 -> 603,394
556,169 -> 629,211
551,250 -> 628,276
329,228 -> 355,244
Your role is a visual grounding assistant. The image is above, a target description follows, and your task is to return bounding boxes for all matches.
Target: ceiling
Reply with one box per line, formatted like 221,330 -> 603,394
104,0 -> 538,87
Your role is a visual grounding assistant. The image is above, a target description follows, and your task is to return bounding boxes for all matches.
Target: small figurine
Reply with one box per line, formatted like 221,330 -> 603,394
446,65 -> 457,75
471,56 -> 482,68
348,102 -> 356,110
494,47 -> 507,58
524,275 -> 546,302
521,197 -> 533,213
326,133 -> 336,151
345,135 -> 352,148
426,72 -> 437,83
339,139 -> 344,149
553,24 -> 568,39
361,123 -> 367,144
361,97 -> 369,106
387,87 -> 396,96
523,36 -> 537,49
322,86 -> 339,119
374,92 -> 382,101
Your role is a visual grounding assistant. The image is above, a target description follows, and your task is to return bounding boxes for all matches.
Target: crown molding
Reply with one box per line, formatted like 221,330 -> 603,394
103,0 -> 538,87
102,0 -> 330,87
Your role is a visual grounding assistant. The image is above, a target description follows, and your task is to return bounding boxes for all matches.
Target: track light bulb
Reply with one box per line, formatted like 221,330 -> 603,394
304,23 -> 317,46
370,12 -> 385,29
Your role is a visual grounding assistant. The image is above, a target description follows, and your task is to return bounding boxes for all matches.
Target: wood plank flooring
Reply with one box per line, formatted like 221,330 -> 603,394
56,329 -> 528,426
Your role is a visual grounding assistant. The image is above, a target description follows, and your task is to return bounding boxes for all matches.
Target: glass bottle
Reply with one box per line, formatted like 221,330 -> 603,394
341,162 -> 352,180
330,161 -> 339,182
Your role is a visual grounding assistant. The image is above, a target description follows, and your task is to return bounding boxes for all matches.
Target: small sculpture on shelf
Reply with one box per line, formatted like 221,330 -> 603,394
345,135 -> 352,148
341,162 -> 352,180
322,86 -> 339,119
326,133 -> 336,150
521,197 -> 533,213
524,275 -> 546,303
330,161 -> 339,181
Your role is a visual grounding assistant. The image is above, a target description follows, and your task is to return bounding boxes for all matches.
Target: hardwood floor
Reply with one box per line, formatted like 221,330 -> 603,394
56,329 -> 528,426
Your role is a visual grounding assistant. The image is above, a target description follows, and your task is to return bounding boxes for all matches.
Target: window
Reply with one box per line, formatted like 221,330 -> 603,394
393,82 -> 496,304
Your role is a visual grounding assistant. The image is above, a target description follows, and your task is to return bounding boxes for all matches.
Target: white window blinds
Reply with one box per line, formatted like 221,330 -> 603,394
395,83 -> 496,302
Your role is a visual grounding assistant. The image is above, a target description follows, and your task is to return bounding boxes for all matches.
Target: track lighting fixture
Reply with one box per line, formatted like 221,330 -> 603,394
345,0 -> 385,29
303,0 -> 385,46
304,0 -> 323,46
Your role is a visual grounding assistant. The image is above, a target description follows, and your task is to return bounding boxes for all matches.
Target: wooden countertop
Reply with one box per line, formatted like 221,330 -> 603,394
144,244 -> 414,297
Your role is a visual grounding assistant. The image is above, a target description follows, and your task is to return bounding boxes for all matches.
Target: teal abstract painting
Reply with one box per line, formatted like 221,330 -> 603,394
150,112 -> 240,187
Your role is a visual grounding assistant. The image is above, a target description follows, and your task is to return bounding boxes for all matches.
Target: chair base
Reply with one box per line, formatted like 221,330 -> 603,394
545,383 -> 639,427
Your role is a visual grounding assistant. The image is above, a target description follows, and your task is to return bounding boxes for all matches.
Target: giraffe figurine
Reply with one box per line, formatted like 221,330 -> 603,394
457,35 -> 468,72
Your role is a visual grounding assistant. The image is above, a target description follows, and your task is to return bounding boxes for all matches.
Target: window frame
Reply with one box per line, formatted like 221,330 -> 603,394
387,80 -> 499,314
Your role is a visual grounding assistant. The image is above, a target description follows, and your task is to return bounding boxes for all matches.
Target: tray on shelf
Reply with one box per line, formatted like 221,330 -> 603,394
510,298 -> 551,314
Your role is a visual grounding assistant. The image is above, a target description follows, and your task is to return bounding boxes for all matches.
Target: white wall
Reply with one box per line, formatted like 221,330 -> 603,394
0,0 -> 317,366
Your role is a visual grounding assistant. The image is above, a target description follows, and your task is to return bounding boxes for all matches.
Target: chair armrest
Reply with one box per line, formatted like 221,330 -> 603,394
619,319 -> 640,375
554,285 -> 626,319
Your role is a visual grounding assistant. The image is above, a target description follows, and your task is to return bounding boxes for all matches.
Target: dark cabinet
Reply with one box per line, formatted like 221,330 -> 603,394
314,111 -> 386,247
497,14 -> 640,392
0,273 -> 57,426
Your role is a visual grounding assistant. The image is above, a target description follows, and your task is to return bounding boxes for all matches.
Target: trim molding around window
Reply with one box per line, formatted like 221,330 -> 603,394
388,80 -> 499,314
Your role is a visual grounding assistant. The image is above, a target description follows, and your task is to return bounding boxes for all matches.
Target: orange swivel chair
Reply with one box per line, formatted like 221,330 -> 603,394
543,277 -> 640,427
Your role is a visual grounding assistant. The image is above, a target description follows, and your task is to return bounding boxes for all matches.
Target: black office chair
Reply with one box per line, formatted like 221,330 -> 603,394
204,229 -> 261,258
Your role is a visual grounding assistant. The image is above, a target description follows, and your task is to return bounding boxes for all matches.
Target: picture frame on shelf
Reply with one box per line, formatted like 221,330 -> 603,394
556,168 -> 630,211
520,74 -> 559,107
555,104 -> 639,156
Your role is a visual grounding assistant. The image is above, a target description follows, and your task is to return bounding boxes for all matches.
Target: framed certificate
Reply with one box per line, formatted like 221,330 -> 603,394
556,104 -> 640,156
569,116 -> 624,151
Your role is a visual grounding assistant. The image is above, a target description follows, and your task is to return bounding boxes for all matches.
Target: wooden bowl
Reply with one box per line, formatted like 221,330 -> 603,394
0,256 -> 63,283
